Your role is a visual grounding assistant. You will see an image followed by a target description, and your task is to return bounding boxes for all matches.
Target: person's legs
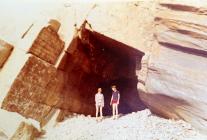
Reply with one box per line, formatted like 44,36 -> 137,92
115,104 -> 119,119
100,106 -> 103,119
96,105 -> 99,120
112,104 -> 116,119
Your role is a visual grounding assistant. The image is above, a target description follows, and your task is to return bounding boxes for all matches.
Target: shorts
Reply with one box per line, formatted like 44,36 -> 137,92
112,100 -> 118,104
96,102 -> 104,107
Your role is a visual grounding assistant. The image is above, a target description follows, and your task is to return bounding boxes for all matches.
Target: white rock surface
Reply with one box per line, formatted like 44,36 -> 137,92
38,109 -> 207,140
0,109 -> 40,139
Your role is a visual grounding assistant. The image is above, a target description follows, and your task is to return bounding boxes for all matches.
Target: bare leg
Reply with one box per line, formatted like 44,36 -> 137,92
100,107 -> 103,119
96,105 -> 99,120
112,104 -> 116,119
115,104 -> 118,119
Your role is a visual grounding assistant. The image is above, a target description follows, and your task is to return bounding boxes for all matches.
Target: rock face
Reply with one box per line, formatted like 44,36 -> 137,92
0,0 -> 207,134
1,21 -> 65,122
1,56 -> 61,122
2,26 -> 145,122
28,25 -> 64,65
139,1 -> 207,133
0,131 -> 8,140
0,39 -> 13,68
58,29 -> 145,116
10,122 -> 40,140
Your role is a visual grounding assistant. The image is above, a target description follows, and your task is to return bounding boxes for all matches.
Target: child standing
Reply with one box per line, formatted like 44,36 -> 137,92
110,85 -> 120,119
95,88 -> 104,120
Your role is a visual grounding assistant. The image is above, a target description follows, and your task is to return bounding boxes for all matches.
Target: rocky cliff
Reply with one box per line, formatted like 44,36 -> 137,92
0,0 -> 207,137
141,1 -> 207,133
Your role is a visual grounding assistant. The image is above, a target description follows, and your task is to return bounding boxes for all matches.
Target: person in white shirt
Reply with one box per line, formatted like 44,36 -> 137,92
95,88 -> 104,120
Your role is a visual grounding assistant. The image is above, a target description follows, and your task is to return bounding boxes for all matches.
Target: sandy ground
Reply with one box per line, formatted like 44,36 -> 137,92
38,109 -> 207,140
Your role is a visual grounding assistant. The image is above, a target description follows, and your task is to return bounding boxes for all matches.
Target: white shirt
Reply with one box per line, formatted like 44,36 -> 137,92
95,93 -> 104,106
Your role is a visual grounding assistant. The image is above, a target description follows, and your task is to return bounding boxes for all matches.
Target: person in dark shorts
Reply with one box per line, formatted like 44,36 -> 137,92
110,85 -> 120,119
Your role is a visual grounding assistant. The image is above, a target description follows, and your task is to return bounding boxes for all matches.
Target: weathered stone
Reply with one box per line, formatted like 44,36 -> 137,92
0,130 -> 8,140
28,24 -> 64,65
48,19 -> 61,32
10,122 -> 40,140
139,2 -> 207,134
0,109 -> 40,139
1,56 -> 62,122
0,39 -> 13,68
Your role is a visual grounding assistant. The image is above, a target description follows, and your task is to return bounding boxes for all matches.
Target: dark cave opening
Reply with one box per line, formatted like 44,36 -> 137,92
57,28 -> 146,116
97,77 -> 145,115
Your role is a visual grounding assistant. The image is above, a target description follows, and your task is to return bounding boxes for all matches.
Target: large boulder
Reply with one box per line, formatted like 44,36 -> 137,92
0,130 -> 8,140
10,122 -> 41,140
0,109 -> 40,139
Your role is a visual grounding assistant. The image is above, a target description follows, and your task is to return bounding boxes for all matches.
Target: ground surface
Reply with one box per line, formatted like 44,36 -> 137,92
38,109 -> 207,140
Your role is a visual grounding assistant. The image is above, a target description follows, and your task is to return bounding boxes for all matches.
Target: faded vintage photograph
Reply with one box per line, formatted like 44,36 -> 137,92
0,0 -> 207,140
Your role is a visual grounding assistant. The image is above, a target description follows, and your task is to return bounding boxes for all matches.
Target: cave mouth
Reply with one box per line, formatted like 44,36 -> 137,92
58,28 -> 146,116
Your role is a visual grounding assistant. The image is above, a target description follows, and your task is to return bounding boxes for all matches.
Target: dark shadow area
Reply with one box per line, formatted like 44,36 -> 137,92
90,30 -> 146,115
159,42 -> 207,58
57,28 -> 146,116
139,91 -> 191,119
98,77 -> 147,115
160,3 -> 201,13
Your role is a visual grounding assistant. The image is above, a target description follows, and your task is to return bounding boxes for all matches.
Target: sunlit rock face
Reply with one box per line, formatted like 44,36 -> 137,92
1,56 -> 62,121
1,22 -> 65,122
140,1 -> 207,133
0,39 -> 13,68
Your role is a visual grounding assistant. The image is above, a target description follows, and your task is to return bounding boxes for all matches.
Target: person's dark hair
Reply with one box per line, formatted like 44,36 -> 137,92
111,85 -> 116,89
